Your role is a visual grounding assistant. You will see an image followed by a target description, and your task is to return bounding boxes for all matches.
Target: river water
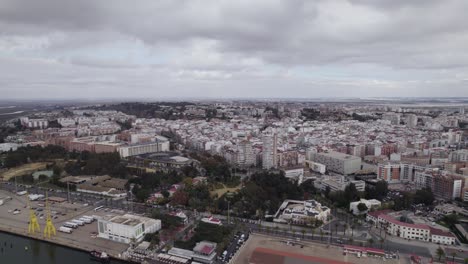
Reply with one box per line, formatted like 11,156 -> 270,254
0,231 -> 128,264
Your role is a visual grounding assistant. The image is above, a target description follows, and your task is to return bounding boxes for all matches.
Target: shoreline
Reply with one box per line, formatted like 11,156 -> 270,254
0,226 -> 130,263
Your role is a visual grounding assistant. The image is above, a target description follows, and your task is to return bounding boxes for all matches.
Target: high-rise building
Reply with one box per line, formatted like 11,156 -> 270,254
237,140 -> 255,167
262,132 -> 277,169
406,114 -> 418,128
460,107 -> 465,115
382,113 -> 401,125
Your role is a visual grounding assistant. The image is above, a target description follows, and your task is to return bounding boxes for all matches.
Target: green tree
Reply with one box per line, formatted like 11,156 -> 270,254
162,190 -> 170,198
357,203 -> 368,213
367,238 -> 374,247
452,252 -> 457,262
414,187 -> 434,206
436,247 -> 445,261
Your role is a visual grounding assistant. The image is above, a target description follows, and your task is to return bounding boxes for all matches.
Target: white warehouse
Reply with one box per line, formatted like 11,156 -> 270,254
97,214 -> 161,244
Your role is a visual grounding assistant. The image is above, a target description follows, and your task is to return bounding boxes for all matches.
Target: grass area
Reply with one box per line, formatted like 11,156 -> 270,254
0,162 -> 50,181
210,183 -> 242,198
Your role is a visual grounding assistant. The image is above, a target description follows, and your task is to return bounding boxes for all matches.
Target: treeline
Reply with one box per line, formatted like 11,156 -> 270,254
93,102 -> 194,119
218,171 -> 304,218
350,113 -> 376,122
189,152 -> 234,183
64,151 -> 127,178
4,145 -> 68,168
174,222 -> 232,252
301,108 -> 321,120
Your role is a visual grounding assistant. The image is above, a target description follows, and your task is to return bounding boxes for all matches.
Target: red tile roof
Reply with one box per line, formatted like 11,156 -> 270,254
378,214 -> 429,230
430,227 -> 455,238
343,245 -> 385,255
367,209 -> 393,218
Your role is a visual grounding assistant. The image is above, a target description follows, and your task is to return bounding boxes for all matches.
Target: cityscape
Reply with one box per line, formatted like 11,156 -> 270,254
1,1 -> 468,264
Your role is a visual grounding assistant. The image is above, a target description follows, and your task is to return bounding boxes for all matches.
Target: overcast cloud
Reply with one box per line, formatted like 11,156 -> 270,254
1,0 -> 468,99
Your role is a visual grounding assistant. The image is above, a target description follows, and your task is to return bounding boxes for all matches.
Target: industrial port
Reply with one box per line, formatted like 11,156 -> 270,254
0,189 -> 129,260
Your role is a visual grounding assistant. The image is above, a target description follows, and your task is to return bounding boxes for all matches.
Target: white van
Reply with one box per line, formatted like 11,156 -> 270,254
64,222 -> 78,228
71,219 -> 84,226
79,217 -> 92,224
59,226 -> 73,234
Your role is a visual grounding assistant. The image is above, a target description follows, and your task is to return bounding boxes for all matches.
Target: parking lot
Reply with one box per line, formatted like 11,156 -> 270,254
0,189 -> 129,257
218,231 -> 250,263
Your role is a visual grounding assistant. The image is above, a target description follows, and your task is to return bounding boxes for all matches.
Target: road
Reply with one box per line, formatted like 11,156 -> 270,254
0,182 -> 434,258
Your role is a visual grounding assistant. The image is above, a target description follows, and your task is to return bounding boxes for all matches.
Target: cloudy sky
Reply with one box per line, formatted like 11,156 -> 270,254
1,0 -> 468,99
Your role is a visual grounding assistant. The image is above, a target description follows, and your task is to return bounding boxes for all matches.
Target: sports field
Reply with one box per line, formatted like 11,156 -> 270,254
234,233 -> 407,264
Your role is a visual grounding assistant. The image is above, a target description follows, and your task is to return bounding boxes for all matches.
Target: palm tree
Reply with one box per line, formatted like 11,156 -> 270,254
349,237 -> 354,245
452,252 -> 457,262
343,223 -> 348,236
436,247 -> 444,261
367,238 -> 374,248
301,229 -> 306,239
311,228 -> 316,240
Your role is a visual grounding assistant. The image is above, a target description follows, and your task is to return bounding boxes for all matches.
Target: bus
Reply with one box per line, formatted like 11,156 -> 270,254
94,206 -> 104,212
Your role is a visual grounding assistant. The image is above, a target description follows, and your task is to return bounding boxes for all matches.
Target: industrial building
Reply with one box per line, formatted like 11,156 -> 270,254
97,214 -> 161,244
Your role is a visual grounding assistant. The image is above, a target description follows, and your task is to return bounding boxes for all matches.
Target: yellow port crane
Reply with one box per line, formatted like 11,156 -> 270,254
27,192 -> 41,234
43,191 -> 56,238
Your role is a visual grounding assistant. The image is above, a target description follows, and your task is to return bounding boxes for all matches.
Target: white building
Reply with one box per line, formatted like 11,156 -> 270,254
192,241 -> 217,264
97,214 -> 161,244
349,199 -> 381,215
22,118 -> 48,129
308,151 -> 361,175
406,114 -> 418,128
382,113 -> 401,125
118,139 -> 170,158
367,211 -> 455,245
283,168 -> 304,185
274,199 -> 330,224
320,176 -> 365,192
306,161 -> 326,174
237,140 -> 255,167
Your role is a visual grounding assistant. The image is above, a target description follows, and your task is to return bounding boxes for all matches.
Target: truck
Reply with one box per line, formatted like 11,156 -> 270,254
64,222 -> 78,229
59,226 -> 73,234
71,219 -> 84,226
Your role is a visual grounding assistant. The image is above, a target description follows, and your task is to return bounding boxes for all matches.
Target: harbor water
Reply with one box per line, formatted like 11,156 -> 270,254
0,231 -> 128,264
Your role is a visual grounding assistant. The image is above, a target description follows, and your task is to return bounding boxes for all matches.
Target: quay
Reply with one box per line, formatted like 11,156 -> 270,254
0,189 -> 130,261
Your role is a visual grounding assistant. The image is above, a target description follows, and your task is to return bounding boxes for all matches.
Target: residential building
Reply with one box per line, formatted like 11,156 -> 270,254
237,140 -> 255,167
192,241 -> 217,264
262,132 -> 277,169
118,140 -> 169,158
308,151 -> 361,175
366,211 -> 455,245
